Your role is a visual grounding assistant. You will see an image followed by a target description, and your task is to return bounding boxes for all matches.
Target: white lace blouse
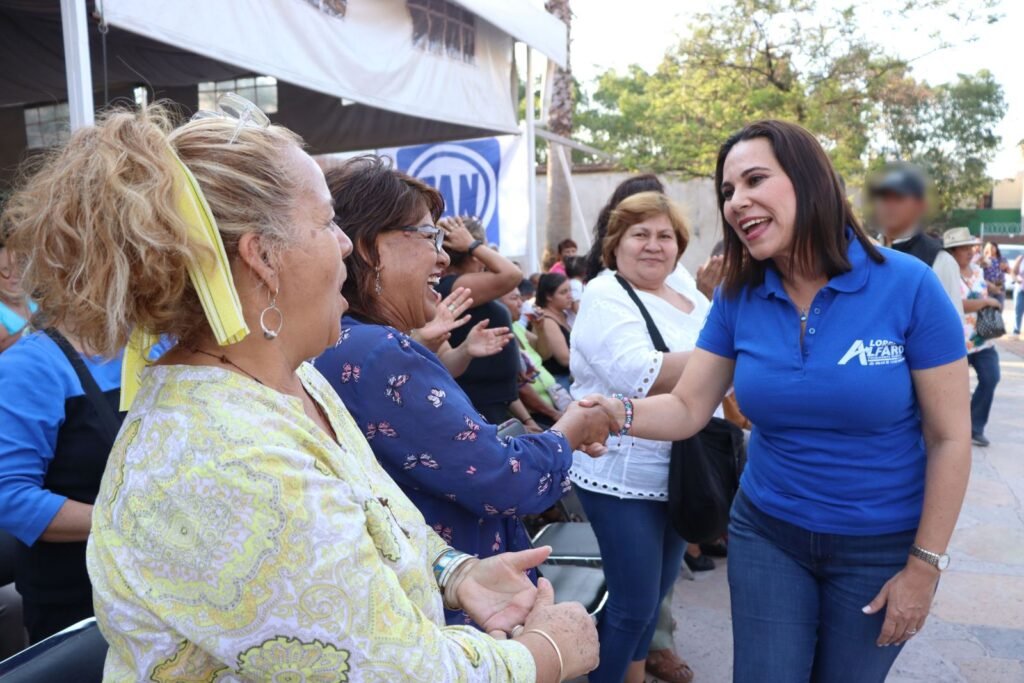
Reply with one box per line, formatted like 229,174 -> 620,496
569,267 -> 713,500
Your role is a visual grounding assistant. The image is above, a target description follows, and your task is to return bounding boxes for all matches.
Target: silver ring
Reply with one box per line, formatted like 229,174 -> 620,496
448,304 -> 457,312
907,629 -> 918,635
510,625 -> 525,638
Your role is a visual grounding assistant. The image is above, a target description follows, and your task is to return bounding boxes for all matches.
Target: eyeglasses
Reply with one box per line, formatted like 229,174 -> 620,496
190,92 -> 270,144
398,225 -> 445,253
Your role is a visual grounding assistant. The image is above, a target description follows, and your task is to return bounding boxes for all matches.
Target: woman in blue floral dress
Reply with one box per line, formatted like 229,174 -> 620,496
316,156 -> 611,625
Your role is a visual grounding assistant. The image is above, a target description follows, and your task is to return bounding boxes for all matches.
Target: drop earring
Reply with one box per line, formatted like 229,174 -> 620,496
374,267 -> 383,295
260,288 -> 284,340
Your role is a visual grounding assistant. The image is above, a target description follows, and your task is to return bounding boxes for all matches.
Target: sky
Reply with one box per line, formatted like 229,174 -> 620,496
552,0 -> 1023,179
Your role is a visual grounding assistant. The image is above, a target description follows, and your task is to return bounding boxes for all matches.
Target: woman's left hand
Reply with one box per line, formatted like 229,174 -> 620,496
463,319 -> 513,358
451,546 -> 553,633
862,559 -> 939,646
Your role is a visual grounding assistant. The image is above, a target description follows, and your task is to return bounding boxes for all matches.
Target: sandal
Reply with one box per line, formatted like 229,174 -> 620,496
646,648 -> 695,683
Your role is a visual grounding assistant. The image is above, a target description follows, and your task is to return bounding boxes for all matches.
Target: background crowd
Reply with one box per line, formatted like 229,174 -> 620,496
0,96 -> 1006,683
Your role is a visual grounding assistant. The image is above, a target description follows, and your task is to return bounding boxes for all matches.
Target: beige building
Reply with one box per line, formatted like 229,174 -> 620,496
991,171 -> 1024,210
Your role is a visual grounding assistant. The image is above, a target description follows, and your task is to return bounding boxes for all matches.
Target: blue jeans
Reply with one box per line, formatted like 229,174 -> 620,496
728,490 -> 917,683
1014,291 -> 1023,335
967,346 -> 1000,438
575,487 -> 687,683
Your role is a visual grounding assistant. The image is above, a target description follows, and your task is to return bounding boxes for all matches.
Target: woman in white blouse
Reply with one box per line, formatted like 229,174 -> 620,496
569,191 -> 708,683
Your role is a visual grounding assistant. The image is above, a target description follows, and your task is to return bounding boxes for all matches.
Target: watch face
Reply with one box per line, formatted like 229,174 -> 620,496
937,554 -> 951,570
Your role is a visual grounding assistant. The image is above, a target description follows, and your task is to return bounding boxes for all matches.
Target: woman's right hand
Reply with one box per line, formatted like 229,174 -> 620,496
515,578 -> 599,682
984,297 -> 1002,310
414,287 -> 473,351
577,394 -> 628,433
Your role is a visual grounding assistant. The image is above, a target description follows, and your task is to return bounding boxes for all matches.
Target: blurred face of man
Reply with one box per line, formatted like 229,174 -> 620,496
873,192 -> 926,238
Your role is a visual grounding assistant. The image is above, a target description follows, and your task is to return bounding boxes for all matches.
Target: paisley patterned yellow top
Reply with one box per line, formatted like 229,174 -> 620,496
86,363 -> 536,682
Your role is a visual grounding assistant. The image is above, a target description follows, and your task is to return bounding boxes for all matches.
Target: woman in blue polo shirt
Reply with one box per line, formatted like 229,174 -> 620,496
584,120 -> 971,682
0,328 -> 124,643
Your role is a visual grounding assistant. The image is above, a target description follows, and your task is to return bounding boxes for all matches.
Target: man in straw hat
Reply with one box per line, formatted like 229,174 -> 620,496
943,226 -> 1003,447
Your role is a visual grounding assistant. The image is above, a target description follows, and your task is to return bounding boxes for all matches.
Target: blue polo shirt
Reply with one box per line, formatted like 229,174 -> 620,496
698,234 -> 966,535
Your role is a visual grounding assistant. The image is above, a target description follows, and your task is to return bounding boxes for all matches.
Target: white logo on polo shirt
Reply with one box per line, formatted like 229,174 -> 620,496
837,339 -> 906,366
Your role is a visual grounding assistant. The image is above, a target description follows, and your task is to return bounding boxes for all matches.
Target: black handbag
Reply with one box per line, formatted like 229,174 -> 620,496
975,305 -> 1006,341
614,275 -> 746,543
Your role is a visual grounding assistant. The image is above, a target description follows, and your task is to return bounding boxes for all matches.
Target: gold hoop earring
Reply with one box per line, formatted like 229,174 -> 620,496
260,289 -> 283,340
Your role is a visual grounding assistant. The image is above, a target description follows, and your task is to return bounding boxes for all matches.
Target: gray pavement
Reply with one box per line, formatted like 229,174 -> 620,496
665,339 -> 1024,683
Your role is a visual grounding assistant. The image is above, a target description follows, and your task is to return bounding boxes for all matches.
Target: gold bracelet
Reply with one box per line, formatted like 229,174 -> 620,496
524,628 -> 563,682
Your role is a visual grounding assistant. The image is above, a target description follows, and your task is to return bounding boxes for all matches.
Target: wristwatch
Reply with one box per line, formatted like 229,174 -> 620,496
467,239 -> 483,255
909,544 -> 950,571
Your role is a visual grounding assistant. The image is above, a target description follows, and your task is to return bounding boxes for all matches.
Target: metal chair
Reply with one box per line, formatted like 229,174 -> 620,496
531,487 -> 603,567
536,564 -> 608,617
0,618 -> 106,683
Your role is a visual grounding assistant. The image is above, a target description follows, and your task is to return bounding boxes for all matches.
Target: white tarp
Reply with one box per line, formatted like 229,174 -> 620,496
101,0 -> 519,133
378,131 -> 530,257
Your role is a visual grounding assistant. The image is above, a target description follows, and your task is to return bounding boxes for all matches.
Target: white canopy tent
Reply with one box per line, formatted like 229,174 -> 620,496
6,0 -> 565,269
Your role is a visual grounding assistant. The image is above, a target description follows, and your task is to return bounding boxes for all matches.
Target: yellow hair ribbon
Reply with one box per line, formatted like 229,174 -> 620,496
119,151 -> 250,410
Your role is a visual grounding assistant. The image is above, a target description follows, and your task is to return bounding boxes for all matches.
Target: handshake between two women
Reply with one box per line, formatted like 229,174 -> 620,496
552,397 -> 629,457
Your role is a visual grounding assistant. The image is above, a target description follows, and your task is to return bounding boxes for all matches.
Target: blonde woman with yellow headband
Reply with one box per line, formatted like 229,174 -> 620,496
1,100 -> 598,682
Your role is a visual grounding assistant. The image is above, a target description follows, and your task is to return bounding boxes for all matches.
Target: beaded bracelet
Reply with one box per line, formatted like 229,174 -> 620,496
610,393 -> 635,444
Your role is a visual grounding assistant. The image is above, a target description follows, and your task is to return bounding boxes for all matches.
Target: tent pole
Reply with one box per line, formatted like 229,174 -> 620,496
525,46 -> 539,274
556,145 -> 589,249
61,0 -> 95,130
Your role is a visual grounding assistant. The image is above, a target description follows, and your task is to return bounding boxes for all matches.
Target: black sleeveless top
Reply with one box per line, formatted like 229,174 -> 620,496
437,275 -> 519,409
14,332 -> 123,608
542,320 -> 572,378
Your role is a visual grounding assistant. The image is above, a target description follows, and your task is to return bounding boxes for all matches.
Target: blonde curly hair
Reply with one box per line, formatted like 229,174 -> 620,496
1,104 -> 303,356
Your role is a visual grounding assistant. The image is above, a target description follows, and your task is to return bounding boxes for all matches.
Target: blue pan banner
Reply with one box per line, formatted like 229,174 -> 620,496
379,132 -> 529,256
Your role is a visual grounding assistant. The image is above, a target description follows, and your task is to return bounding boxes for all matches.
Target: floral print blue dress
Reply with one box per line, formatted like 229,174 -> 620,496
316,317 -> 574,625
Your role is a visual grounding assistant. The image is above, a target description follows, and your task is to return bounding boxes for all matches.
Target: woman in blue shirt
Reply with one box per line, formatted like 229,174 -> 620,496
0,329 -> 123,643
315,156 -> 611,626
584,121 -> 971,683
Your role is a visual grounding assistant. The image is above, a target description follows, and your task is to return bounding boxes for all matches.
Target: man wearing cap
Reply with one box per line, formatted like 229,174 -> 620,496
943,227 -> 1002,447
870,163 -> 964,321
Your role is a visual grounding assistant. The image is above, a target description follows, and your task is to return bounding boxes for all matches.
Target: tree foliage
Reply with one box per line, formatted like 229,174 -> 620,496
576,0 -> 1005,212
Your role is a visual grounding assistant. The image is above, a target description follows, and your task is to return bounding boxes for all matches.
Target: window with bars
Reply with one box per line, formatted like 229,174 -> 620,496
197,76 -> 279,114
407,0 -> 476,63
23,103 -> 71,149
300,0 -> 347,18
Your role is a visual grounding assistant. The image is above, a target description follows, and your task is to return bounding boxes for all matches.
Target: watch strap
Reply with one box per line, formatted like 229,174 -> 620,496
467,239 -> 483,255
909,544 -> 947,570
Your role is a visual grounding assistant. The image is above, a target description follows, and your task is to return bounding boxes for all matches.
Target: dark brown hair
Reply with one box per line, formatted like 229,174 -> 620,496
584,173 -> 665,281
535,272 -> 568,308
715,120 -> 882,296
557,238 -> 578,255
325,155 -> 443,322
602,191 -> 689,272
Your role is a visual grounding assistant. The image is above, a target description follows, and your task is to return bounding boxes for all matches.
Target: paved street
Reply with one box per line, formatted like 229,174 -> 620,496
667,336 -> 1024,683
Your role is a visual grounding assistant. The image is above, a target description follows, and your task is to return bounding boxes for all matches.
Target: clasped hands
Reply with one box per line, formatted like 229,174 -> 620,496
554,395 -> 629,457
449,546 -> 599,680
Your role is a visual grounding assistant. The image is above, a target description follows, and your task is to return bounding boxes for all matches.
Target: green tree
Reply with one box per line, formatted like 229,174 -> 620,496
576,0 -> 1004,211
877,70 -> 1005,215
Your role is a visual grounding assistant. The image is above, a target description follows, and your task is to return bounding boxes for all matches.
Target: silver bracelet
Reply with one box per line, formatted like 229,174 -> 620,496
440,554 -> 475,610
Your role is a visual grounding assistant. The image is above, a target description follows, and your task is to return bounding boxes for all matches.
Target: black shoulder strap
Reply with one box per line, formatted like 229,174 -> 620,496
614,274 -> 670,353
44,329 -> 122,442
